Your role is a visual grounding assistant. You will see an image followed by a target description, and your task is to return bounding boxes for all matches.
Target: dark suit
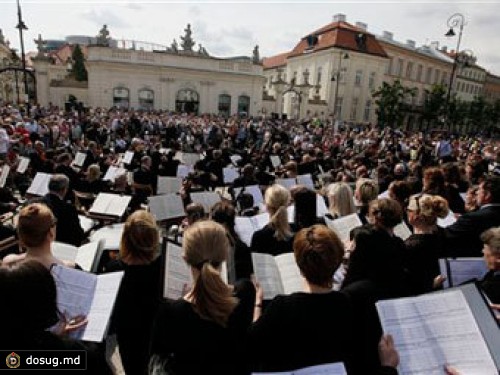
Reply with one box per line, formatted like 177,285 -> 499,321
445,205 -> 500,257
480,270 -> 500,304
40,193 -> 84,247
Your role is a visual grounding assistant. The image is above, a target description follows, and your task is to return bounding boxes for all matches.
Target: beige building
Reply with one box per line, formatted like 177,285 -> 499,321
484,73 -> 500,104
450,51 -> 487,102
33,25 -> 265,116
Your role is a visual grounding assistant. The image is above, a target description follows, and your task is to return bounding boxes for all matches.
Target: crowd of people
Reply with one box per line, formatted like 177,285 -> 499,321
0,102 -> 499,374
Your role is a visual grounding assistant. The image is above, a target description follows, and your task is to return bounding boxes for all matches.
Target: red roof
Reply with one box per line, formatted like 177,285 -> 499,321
50,44 -> 88,66
263,51 -> 290,69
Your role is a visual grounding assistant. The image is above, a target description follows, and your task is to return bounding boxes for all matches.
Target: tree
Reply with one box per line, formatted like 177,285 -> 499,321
372,80 -> 416,128
420,84 -> 446,130
468,96 -> 487,133
71,44 -> 87,82
447,96 -> 469,133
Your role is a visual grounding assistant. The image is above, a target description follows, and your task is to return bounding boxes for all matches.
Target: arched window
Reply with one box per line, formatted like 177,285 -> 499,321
175,88 -> 199,114
218,94 -> 231,117
139,89 -> 154,110
113,87 -> 129,109
238,95 -> 250,115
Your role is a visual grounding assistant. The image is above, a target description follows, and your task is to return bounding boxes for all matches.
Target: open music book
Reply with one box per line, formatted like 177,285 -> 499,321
163,241 -> 228,300
190,191 -> 221,213
276,178 -> 296,190
72,152 -> 87,168
324,213 -> 362,243
393,221 -> 412,241
16,156 -> 30,173
89,193 -> 131,218
102,166 -> 127,182
51,265 -> 124,342
176,164 -> 193,179
252,362 -> 347,375
270,155 -> 281,168
148,194 -> 185,221
89,223 -> 124,250
376,283 -> 500,374
234,185 -> 264,206
296,174 -> 315,190
122,151 -> 134,165
437,210 -> 457,228
438,258 -> 489,288
223,167 -> 239,184
0,165 -> 9,188
157,176 -> 183,195
27,172 -> 51,196
234,212 -> 269,247
252,252 -> 303,300
287,194 -> 329,219
51,240 -> 104,273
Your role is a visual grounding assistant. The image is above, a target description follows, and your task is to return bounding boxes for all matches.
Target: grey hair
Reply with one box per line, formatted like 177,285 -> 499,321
48,174 -> 69,193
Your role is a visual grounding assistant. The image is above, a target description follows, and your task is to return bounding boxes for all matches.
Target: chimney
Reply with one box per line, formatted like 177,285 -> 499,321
406,40 -> 416,48
333,13 -> 346,23
383,31 -> 393,41
355,22 -> 367,31
440,46 -> 448,53
430,41 -> 439,50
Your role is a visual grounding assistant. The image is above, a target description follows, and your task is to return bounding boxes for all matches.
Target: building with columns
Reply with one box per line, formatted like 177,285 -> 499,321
33,25 -> 265,115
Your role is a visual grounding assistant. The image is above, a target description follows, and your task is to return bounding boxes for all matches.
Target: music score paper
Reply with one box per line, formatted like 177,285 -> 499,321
438,258 -> 488,288
376,289 -> 497,375
324,213 -> 362,243
157,176 -> 183,195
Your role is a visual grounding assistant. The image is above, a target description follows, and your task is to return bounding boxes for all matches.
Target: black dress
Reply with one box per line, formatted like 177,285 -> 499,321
149,280 -> 255,375
250,225 -> 295,256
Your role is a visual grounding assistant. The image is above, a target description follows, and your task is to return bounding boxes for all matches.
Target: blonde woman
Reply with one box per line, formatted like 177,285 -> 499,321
326,182 -> 356,219
104,210 -> 162,375
150,220 -> 255,375
354,178 -> 379,224
251,184 -> 294,256
405,194 -> 449,295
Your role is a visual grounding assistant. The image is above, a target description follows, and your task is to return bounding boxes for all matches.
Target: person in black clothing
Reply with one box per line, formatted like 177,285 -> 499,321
150,220 -> 255,375
54,153 -> 80,197
404,194 -> 449,295
290,185 -> 324,231
82,141 -> 101,171
38,174 -> 84,247
104,210 -> 162,375
422,166 -> 465,214
159,150 -> 180,177
206,149 -> 226,188
0,261 -> 111,374
479,227 -> 500,304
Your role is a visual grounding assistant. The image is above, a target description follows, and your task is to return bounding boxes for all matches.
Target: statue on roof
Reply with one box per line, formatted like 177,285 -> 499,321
0,29 -> 5,45
180,23 -> 195,52
34,34 -> 47,56
253,45 -> 260,63
171,38 -> 178,53
96,24 -> 111,46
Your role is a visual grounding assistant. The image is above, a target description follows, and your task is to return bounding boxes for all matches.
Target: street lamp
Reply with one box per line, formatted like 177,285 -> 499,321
330,52 -> 349,121
271,69 -> 314,120
444,12 -> 466,128
15,0 -> 29,113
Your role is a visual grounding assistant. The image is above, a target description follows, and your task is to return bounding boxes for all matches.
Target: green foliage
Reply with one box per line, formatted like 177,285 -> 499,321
372,80 -> 416,128
71,45 -> 87,82
421,84 -> 446,128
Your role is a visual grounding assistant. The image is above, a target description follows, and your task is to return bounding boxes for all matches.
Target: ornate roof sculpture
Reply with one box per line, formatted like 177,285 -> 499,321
180,24 -> 195,52
96,24 -> 111,47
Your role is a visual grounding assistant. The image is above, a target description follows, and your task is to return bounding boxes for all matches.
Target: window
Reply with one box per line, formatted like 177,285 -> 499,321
442,72 -> 448,86
363,100 -> 371,121
113,87 -> 130,108
368,72 -> 376,89
386,58 -> 393,75
395,59 -> 404,76
355,70 -> 363,86
316,67 -> 322,86
218,94 -> 231,117
335,97 -> 343,118
138,89 -> 154,110
406,62 -> 413,79
416,64 -> 423,82
238,95 -> 250,115
339,68 -> 347,84
426,67 -> 433,84
413,88 -> 419,105
350,97 -> 358,120
434,70 -> 441,85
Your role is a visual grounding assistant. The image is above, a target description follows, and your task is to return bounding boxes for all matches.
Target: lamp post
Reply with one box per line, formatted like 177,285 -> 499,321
15,0 -> 29,113
444,13 -> 466,129
330,51 -> 349,121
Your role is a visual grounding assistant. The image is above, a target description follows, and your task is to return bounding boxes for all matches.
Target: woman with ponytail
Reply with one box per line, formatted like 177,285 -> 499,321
251,184 -> 295,256
149,220 -> 255,375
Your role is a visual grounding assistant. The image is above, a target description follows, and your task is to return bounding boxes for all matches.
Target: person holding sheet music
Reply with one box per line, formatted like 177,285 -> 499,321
103,210 -> 162,375
150,220 -> 255,375
326,182 -> 356,220
251,184 -> 295,257
82,141 -> 101,172
39,175 -> 85,247
78,164 -> 109,196
291,186 -> 325,230
404,194 -> 449,295
249,225 -> 366,374
0,260 -> 112,374
479,227 -> 500,303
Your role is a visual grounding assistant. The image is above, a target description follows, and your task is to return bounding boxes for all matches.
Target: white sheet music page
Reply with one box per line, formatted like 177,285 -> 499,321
235,212 -> 269,247
73,152 -> 87,167
270,155 -> 281,168
439,258 -> 489,288
163,242 -> 192,300
75,242 -> 101,273
123,151 -> 134,164
52,242 -> 78,263
276,178 -> 296,190
89,193 -> 112,214
234,185 -> 264,206
176,164 -> 193,178
275,253 -> 303,295
106,195 -> 131,217
376,289 -> 497,375
251,253 -> 285,300
16,157 -> 30,173
157,176 -> 183,195
27,173 -> 51,196
90,223 -> 125,250
393,221 -> 412,241
190,191 -> 221,213
149,194 -> 185,221
296,174 -> 314,190
325,213 -> 362,243
437,211 -> 457,228
223,167 -> 239,184
0,165 -> 10,188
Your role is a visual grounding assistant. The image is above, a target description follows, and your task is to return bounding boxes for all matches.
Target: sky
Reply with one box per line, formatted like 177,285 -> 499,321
1,0 -> 500,74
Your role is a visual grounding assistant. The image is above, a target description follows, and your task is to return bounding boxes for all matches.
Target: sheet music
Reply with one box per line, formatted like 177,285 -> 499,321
235,213 -> 269,247
84,271 -> 124,342
252,362 -> 347,375
276,178 -> 297,190
176,164 -> 193,178
437,211 -> 457,228
394,221 -> 412,241
163,242 -> 192,300
79,215 -> 96,233
74,242 -> 101,273
180,153 -> 200,166
378,190 -> 390,199
234,185 -> 264,206
459,193 -> 467,202
316,195 -> 329,217
439,258 -> 489,288
16,156 -> 30,173
296,174 -> 314,190
73,152 -> 87,167
52,242 -> 78,263
102,166 -> 126,182
123,151 -> 134,164
148,194 -> 185,221
0,165 -> 9,188
275,253 -> 303,295
90,223 -> 125,250
270,155 -> 281,168
27,173 -> 51,196
89,193 -> 131,217
157,176 -> 183,195
252,253 -> 285,300
376,289 -> 497,375
230,154 -> 242,165
190,191 -> 221,213
324,213 -> 362,243
223,167 -> 239,184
